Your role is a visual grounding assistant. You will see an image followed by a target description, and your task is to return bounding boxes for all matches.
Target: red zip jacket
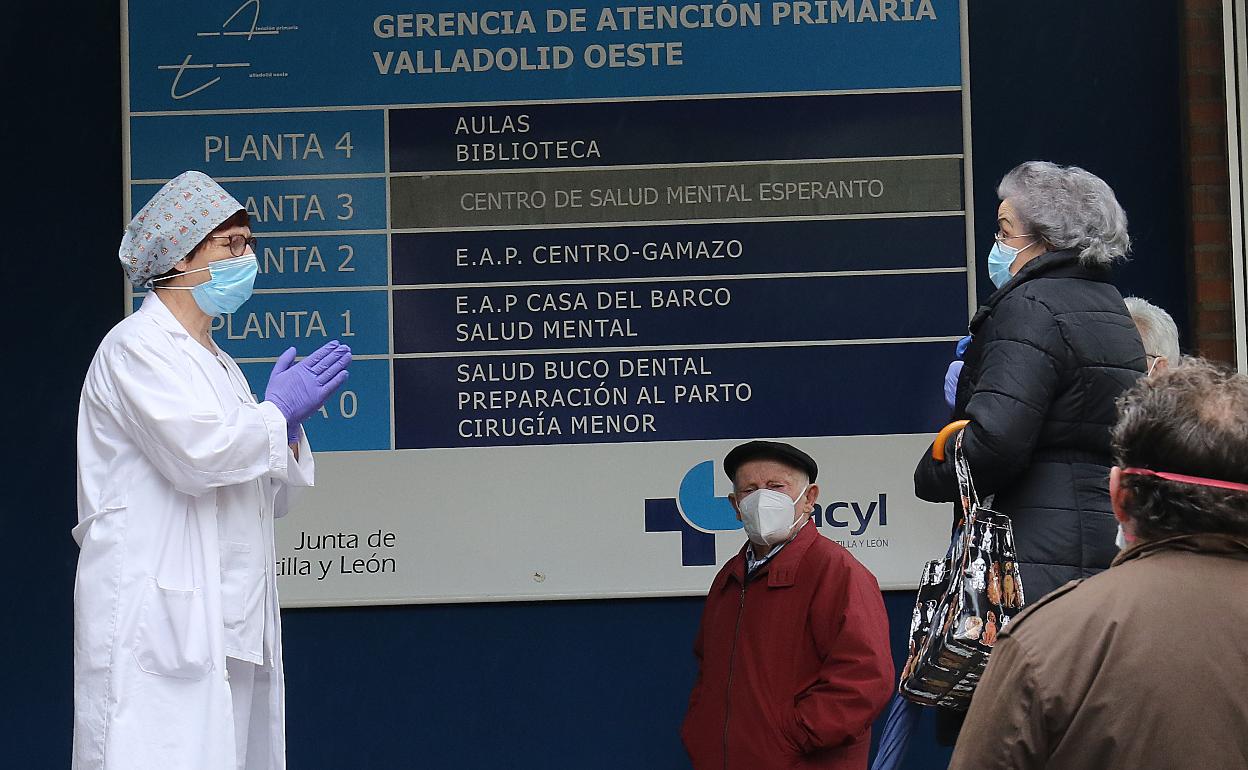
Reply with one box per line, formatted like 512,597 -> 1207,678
681,522 -> 893,769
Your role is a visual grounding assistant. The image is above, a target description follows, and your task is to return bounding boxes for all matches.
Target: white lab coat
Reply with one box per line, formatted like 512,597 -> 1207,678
73,292 -> 313,770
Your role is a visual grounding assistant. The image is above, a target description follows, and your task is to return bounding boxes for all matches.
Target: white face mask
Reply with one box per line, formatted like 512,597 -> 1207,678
737,485 -> 808,547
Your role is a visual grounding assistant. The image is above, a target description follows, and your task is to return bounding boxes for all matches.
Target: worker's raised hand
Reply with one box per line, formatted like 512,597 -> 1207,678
264,340 -> 352,440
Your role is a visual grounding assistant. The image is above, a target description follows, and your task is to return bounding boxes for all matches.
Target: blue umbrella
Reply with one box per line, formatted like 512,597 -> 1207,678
871,693 -> 921,770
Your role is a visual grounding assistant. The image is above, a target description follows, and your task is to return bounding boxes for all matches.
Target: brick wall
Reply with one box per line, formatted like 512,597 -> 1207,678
1182,0 -> 1237,363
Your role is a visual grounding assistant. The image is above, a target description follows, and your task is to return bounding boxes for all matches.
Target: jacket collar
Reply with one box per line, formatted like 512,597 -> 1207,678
970,249 -> 1111,332
724,519 -> 819,588
1112,532 -> 1248,567
138,290 -> 192,338
138,292 -> 226,389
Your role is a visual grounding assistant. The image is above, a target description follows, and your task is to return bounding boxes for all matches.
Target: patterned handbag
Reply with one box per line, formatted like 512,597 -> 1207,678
898,430 -> 1025,709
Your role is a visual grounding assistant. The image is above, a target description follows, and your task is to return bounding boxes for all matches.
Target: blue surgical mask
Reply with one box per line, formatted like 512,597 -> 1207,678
987,236 -> 1036,289
153,255 -> 258,316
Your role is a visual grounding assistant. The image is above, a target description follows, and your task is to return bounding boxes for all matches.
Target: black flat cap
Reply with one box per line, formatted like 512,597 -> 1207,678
723,440 -> 818,483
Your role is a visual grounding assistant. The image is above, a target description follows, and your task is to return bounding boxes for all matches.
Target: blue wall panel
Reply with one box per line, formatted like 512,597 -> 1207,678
5,1 -> 1185,767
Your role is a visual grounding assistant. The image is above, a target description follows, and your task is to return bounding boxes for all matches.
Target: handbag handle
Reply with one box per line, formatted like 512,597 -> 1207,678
953,430 -> 984,524
931,419 -> 970,462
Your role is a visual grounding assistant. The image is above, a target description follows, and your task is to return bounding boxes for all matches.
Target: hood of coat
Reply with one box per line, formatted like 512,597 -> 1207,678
970,249 -> 1113,332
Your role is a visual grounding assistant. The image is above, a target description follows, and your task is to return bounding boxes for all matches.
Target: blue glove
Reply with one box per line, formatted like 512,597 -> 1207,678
264,341 -> 352,442
955,334 -> 972,358
944,360 -> 964,410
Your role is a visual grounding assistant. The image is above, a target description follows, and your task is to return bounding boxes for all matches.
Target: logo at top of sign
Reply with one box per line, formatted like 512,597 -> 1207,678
155,0 -> 292,101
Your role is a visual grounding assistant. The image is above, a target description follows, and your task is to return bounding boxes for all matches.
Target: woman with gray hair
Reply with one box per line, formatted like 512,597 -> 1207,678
913,161 -> 1147,739
989,160 -> 1133,281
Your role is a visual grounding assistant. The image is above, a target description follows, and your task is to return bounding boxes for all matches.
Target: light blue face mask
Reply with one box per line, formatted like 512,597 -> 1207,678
987,235 -> 1036,289
152,255 -> 259,316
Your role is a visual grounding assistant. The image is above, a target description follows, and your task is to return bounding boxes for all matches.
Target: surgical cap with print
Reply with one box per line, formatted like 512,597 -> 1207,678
118,170 -> 244,288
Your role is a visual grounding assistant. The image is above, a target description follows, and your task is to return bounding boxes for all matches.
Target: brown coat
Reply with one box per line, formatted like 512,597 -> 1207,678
949,533 -> 1248,770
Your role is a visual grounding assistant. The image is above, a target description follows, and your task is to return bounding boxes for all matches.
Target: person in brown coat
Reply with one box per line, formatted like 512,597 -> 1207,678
949,358 -> 1248,770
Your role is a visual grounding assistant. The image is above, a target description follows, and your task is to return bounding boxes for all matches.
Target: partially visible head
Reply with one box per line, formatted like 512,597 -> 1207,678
997,161 -> 1131,270
724,440 -> 819,523
1110,358 -> 1248,540
1123,296 -> 1180,375
119,170 -> 245,288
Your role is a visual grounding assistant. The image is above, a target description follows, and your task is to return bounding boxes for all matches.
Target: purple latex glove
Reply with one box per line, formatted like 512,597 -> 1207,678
264,340 -> 352,442
944,360 -> 964,409
955,334 -> 973,358
266,347 -> 305,442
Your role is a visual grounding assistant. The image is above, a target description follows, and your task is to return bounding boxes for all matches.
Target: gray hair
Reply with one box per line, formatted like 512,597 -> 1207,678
997,161 -> 1131,268
1123,297 -> 1181,363
1112,358 -> 1248,539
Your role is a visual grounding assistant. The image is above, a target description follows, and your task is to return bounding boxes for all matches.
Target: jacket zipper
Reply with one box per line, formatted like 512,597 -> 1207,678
722,568 -> 748,770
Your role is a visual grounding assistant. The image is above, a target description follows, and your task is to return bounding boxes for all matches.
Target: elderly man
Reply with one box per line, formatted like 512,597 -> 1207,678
949,358 -> 1248,769
1124,296 -> 1181,375
75,171 -> 351,769
681,441 -> 893,769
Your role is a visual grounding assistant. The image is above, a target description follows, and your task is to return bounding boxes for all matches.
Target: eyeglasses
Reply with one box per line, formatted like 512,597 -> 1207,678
994,231 -> 1034,243
208,234 -> 258,257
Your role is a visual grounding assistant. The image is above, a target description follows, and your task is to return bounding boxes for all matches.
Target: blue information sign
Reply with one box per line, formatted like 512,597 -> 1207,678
123,0 -> 973,603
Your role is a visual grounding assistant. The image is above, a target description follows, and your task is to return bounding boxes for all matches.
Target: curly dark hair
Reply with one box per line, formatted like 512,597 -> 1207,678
1111,357 -> 1248,539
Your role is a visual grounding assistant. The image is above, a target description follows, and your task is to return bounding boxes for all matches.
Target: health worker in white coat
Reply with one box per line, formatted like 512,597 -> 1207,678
74,170 -> 352,770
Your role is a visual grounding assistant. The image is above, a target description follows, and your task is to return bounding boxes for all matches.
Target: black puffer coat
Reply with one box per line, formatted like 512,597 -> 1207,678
914,249 -> 1146,602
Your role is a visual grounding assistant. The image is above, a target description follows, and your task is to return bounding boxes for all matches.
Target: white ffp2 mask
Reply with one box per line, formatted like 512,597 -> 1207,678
738,485 -> 808,547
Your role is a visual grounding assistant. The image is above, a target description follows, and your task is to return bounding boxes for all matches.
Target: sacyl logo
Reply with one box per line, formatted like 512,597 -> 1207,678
824,497 -> 887,536
645,461 -> 888,566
